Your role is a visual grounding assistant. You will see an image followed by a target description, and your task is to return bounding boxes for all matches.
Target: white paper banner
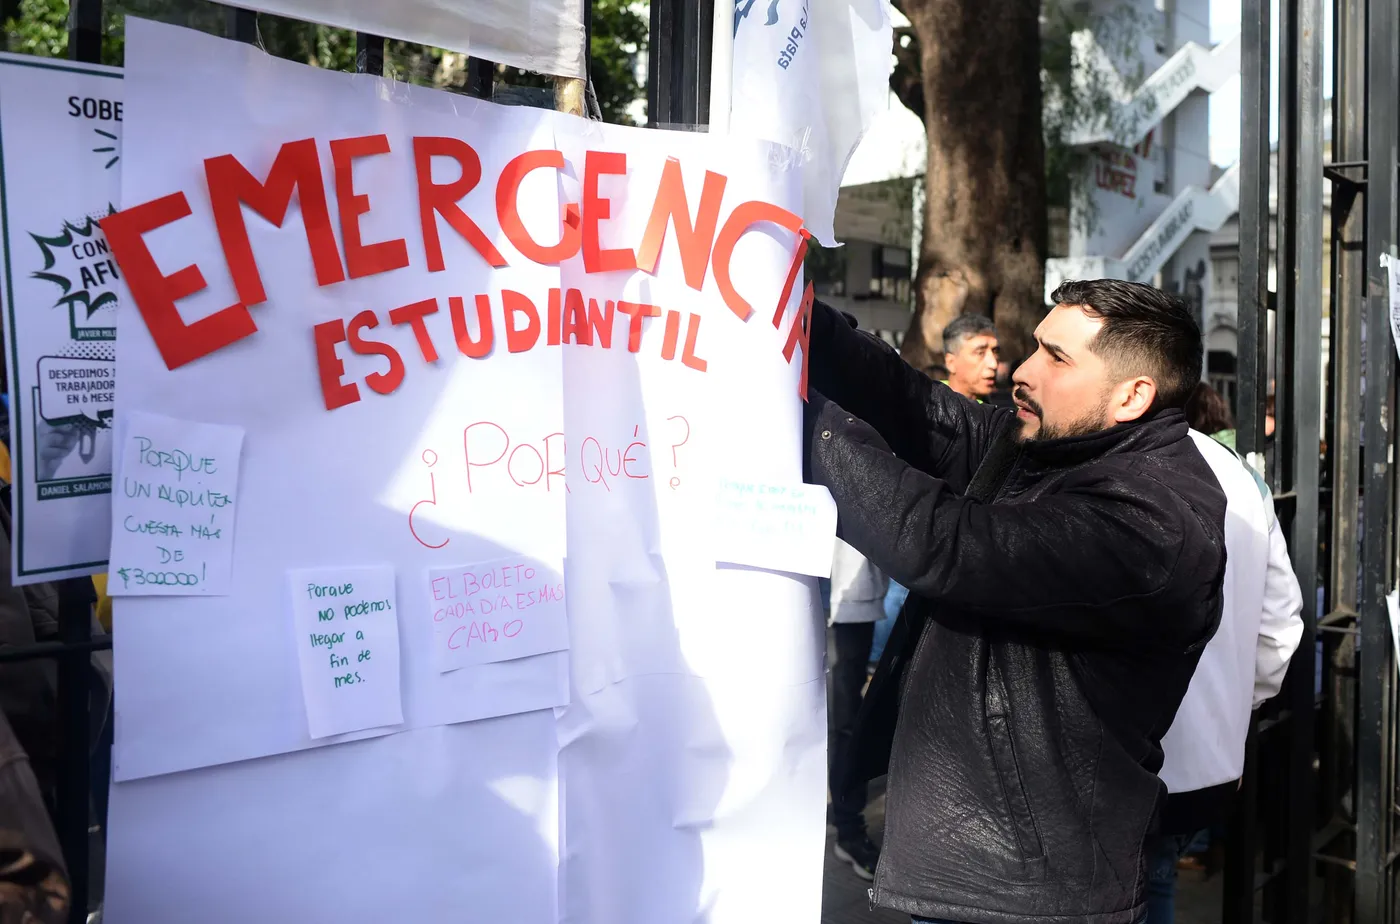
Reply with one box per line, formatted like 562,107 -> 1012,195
105,20 -> 825,924
729,0 -> 893,245
228,0 -> 585,78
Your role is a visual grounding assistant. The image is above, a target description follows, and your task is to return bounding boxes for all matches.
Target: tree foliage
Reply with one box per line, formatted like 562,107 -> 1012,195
588,0 -> 647,124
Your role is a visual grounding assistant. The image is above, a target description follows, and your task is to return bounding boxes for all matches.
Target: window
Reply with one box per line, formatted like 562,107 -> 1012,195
870,245 -> 912,307
1207,350 -> 1238,418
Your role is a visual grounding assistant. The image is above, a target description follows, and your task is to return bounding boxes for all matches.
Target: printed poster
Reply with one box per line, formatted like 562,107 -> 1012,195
0,54 -> 122,583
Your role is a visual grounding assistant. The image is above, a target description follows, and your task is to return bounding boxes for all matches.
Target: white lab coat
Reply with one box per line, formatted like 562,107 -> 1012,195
828,539 -> 889,625
1159,431 -> 1305,794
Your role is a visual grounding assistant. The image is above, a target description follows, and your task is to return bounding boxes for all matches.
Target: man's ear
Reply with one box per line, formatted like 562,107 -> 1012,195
1110,376 -> 1157,423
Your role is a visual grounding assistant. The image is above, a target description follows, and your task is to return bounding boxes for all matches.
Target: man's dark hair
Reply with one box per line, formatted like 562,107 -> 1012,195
1183,381 -> 1234,434
941,314 -> 997,356
1050,279 -> 1203,409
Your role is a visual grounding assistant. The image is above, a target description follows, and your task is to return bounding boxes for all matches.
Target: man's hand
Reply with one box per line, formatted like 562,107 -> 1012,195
35,422 -> 79,482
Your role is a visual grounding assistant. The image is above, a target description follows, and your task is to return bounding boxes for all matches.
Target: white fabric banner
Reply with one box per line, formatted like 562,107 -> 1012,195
228,0 -> 586,78
104,19 -> 825,924
0,54 -> 122,584
730,0 -> 894,245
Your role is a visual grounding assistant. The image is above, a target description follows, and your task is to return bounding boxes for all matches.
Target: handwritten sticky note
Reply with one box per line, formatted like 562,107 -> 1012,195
714,479 -> 838,577
428,556 -> 569,671
291,565 -> 404,739
108,411 -> 244,596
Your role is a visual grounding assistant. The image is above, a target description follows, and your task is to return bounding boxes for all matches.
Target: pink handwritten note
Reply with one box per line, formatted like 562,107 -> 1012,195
428,555 -> 569,672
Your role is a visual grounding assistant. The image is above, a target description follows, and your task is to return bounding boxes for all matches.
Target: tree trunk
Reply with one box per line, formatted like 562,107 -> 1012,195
896,0 -> 1047,371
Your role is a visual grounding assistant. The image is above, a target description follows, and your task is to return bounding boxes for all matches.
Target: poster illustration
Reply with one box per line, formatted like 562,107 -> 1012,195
0,53 -> 121,583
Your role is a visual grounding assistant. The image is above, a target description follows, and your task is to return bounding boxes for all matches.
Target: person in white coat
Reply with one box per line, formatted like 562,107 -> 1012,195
1143,426 -> 1305,924
826,538 -> 888,881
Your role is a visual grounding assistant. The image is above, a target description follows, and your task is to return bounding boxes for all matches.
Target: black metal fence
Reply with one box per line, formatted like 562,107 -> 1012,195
1231,0 -> 1400,918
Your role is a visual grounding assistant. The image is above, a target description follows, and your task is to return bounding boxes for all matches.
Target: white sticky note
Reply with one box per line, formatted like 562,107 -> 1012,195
713,479 -> 838,577
290,565 -> 404,740
428,556 -> 569,671
1385,254 -> 1400,363
108,411 -> 244,596
1387,589 -> 1400,679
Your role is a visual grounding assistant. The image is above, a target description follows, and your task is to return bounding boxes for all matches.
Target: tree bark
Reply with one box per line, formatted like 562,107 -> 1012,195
895,0 -> 1047,370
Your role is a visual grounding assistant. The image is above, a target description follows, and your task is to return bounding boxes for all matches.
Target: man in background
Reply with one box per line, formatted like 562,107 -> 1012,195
940,314 -> 999,401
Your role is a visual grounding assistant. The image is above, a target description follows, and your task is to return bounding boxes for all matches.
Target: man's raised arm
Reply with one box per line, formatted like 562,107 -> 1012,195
810,300 -> 1012,483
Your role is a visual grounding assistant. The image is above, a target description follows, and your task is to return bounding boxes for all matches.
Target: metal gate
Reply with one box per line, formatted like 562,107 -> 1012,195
1230,0 -> 1400,918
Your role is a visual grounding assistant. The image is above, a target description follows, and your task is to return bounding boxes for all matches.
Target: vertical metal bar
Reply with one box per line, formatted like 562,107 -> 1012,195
1357,0 -> 1399,910
692,0 -> 714,125
647,0 -> 675,124
1330,0 -> 1364,624
708,0 -> 734,133
57,2 -> 101,910
227,8 -> 258,45
1237,0 -> 1271,460
647,0 -> 712,126
66,0 -> 102,63
466,59 -> 495,99
1273,0 -> 1298,500
1324,0 -> 1366,912
1284,0 -> 1324,912
356,33 -> 384,77
54,579 -> 94,924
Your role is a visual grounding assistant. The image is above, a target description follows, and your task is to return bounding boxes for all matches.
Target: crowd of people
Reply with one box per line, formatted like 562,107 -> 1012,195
815,279 -> 1303,924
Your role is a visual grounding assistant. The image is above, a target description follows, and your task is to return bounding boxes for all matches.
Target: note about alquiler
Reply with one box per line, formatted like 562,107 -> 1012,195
129,436 -> 221,481
121,516 -> 223,539
120,480 -> 232,510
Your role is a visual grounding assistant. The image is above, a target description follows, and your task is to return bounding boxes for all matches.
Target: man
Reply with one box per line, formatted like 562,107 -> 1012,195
805,279 -> 1227,923
940,314 -> 1000,401
826,539 -> 888,880
1142,425 -> 1304,924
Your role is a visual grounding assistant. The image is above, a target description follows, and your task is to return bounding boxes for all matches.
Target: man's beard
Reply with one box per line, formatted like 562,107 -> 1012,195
1013,388 -> 1111,442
